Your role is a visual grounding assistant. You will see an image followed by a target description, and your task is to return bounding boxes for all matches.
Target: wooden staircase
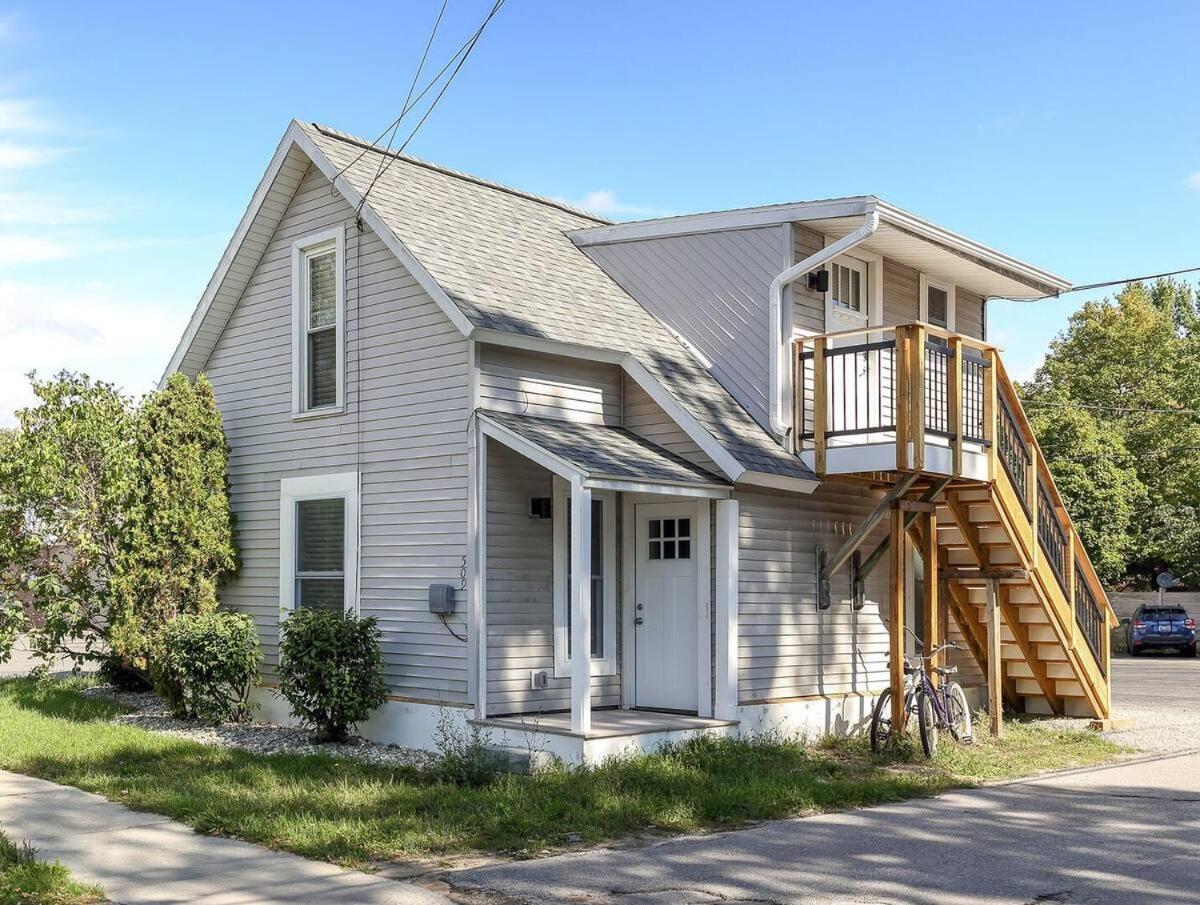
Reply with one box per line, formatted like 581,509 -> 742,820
795,322 -> 1114,720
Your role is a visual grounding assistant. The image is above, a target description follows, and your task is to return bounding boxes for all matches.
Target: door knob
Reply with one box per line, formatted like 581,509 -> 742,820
634,617 -> 645,626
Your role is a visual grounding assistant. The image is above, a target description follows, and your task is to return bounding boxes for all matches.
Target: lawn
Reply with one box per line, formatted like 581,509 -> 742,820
0,678 -> 1126,867
0,830 -> 105,905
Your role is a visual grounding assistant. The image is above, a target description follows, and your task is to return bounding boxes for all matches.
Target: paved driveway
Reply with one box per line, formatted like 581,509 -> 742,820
452,656 -> 1200,905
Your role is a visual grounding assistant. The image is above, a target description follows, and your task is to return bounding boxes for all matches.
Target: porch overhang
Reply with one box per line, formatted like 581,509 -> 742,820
476,411 -> 734,499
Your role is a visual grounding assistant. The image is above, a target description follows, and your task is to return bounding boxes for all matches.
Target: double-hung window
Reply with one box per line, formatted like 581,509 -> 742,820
292,227 -> 345,416
552,482 -> 617,677
279,472 -> 358,614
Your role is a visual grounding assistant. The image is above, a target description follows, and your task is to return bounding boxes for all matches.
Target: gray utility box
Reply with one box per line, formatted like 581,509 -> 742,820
428,584 -> 457,614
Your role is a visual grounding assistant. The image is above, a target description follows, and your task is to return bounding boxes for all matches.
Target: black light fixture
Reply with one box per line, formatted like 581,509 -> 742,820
530,497 -> 553,519
807,269 -> 830,293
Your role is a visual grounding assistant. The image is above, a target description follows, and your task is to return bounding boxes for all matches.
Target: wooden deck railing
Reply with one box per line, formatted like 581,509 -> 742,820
794,322 -> 1115,695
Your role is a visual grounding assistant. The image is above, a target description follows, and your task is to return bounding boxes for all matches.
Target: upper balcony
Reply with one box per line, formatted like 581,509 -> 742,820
794,322 -> 1001,482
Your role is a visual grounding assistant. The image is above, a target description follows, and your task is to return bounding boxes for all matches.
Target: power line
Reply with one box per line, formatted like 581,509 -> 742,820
353,0 -> 505,216
329,0 -> 503,195
991,265 -> 1200,303
1022,399 -> 1200,416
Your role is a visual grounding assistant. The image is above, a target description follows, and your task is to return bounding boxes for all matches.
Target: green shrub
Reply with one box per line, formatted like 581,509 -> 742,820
277,609 -> 387,743
155,611 -> 262,723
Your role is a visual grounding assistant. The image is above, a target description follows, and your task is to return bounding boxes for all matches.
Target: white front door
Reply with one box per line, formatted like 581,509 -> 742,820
634,502 -> 699,712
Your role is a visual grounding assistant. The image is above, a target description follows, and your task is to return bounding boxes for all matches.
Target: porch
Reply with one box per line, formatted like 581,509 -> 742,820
471,410 -> 741,760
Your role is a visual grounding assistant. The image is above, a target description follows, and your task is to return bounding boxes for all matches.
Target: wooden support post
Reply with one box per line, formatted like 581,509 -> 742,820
922,510 -> 940,670
949,336 -> 964,477
986,578 -> 1004,738
890,505 -> 907,731
1065,522 -> 1076,651
983,350 -> 998,481
911,325 -> 926,472
813,337 -> 827,478
895,328 -> 911,470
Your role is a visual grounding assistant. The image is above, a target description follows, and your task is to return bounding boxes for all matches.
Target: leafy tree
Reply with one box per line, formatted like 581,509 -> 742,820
110,373 -> 238,665
0,373 -> 135,669
1022,278 -> 1200,586
0,371 -> 238,675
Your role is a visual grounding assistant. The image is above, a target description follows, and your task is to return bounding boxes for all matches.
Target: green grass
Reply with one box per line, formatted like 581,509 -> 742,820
0,679 -> 1127,867
0,830 -> 105,905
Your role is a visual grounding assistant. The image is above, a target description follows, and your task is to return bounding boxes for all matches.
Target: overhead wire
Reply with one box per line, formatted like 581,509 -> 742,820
990,265 -> 1200,303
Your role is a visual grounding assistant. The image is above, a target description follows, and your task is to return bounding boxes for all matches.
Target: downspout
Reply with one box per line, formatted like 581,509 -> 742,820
768,208 -> 880,439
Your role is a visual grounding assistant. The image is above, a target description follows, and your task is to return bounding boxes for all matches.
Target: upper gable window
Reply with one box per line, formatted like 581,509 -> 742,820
292,227 -> 345,416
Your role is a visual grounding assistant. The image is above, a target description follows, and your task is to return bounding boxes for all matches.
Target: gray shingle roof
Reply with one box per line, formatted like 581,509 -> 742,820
482,412 -> 729,488
303,123 -> 814,482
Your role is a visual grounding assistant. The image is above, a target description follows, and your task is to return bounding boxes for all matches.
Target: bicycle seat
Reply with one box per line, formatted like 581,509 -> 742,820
935,665 -> 958,676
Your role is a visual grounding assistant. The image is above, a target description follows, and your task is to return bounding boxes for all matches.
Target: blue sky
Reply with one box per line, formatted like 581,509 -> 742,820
2,1 -> 1199,421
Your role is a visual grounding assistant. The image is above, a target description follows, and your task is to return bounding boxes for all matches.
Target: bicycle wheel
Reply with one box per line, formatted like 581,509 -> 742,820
870,688 -> 913,752
916,690 -> 939,758
945,683 -> 973,744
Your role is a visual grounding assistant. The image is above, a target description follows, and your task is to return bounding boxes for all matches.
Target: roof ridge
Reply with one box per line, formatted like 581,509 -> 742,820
310,123 -> 613,226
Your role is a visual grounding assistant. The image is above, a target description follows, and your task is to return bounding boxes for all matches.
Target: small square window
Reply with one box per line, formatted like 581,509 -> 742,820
678,539 -> 691,559
663,540 -> 676,559
649,540 -> 661,560
649,519 -> 661,539
663,519 -> 676,539
677,518 -> 690,538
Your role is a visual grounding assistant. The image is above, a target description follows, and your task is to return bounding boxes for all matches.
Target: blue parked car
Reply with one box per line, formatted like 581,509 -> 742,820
1128,605 -> 1196,657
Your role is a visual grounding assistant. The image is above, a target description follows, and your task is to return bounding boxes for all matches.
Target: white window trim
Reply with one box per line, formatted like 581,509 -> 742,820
291,226 -> 346,418
918,273 -> 956,332
552,478 -> 617,678
279,471 -> 360,616
817,245 -> 883,336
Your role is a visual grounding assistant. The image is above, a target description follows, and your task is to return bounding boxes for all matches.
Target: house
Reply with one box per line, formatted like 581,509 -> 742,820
163,121 -> 1114,764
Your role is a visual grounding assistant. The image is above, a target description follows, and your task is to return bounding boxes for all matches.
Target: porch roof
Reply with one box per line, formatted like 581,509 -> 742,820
479,411 -> 731,493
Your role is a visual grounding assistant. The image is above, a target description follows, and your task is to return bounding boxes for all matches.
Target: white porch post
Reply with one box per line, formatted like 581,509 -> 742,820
471,427 -> 488,720
570,477 -> 593,734
714,498 -> 739,721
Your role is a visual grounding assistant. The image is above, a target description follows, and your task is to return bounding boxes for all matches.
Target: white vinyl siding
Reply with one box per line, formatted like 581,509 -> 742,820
203,163 -> 471,702
735,484 -> 892,703
478,345 -> 622,425
622,375 -> 721,475
484,440 -> 621,715
583,224 -> 790,433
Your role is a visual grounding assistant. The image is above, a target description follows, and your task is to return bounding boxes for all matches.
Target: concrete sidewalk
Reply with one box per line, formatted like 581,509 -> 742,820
452,752 -> 1200,905
0,770 -> 452,905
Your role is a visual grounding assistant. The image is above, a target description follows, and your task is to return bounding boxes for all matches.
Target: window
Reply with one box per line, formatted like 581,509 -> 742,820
919,274 -> 956,337
279,472 -> 358,614
829,258 -> 866,313
647,517 -> 691,560
552,483 -> 617,677
292,227 -> 345,416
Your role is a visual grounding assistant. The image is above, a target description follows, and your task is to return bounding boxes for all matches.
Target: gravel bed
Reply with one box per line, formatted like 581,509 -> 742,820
1036,706 -> 1200,756
82,685 -> 438,768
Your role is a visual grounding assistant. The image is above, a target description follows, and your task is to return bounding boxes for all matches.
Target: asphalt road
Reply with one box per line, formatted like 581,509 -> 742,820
451,655 -> 1200,905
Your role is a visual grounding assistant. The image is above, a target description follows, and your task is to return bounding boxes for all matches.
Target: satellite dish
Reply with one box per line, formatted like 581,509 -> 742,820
1156,572 -> 1182,589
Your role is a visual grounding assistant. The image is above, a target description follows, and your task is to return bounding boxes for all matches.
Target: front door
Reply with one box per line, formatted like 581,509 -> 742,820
634,503 -> 699,712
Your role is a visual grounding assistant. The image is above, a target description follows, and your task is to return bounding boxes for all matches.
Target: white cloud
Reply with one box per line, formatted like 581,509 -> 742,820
0,193 -> 111,226
0,141 -> 58,170
0,279 -> 186,425
557,189 -> 673,221
0,235 -> 69,264
0,98 -> 52,132
1187,172 -> 1200,192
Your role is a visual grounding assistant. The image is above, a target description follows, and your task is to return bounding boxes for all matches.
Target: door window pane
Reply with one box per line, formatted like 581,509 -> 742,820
647,518 -> 692,560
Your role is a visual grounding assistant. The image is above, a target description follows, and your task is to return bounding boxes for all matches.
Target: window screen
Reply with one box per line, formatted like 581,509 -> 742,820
305,249 -> 338,409
295,497 -> 345,611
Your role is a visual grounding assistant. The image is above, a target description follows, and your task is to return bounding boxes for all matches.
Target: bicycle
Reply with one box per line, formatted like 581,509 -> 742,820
871,637 -> 973,757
